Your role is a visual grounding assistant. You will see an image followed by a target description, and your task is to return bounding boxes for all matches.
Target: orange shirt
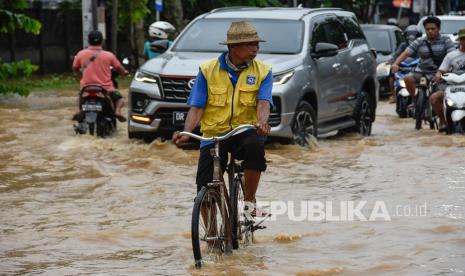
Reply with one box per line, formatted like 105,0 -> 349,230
72,46 -> 122,91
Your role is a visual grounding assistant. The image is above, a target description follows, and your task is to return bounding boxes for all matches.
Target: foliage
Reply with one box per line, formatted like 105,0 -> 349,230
118,0 -> 151,27
0,60 -> 38,80
57,0 -> 81,16
0,84 -> 30,96
0,10 -> 41,34
0,0 -> 41,34
0,60 -> 39,96
0,74 -> 78,96
0,0 -> 29,10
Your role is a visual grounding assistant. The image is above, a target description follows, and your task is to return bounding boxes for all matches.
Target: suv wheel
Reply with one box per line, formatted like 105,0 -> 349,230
353,91 -> 372,136
292,101 -> 317,146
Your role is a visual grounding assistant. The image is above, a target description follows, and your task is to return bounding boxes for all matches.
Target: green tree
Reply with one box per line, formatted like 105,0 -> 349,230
0,0 -> 41,34
0,0 -> 42,96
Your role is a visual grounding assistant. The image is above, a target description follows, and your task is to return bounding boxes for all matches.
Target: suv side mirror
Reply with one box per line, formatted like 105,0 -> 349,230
150,40 -> 170,53
311,42 -> 338,58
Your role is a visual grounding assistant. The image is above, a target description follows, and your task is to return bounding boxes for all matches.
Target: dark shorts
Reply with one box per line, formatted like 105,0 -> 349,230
407,72 -> 447,92
195,129 -> 266,193
109,90 -> 123,104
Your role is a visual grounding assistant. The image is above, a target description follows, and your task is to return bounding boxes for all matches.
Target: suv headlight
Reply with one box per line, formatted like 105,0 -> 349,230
134,71 -> 158,83
273,70 -> 294,85
376,62 -> 391,78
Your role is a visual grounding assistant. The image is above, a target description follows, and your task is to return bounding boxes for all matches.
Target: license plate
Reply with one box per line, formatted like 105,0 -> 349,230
173,111 -> 187,125
82,103 -> 102,111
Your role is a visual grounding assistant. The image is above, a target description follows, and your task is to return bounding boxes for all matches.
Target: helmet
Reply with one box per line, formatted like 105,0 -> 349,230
148,21 -> 176,39
404,25 -> 421,42
151,21 -> 176,33
88,30 -> 103,45
148,26 -> 168,39
386,18 -> 398,26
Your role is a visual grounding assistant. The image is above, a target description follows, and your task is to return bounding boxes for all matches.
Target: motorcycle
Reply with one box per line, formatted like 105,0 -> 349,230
395,58 -> 419,118
73,85 -> 116,137
73,58 -> 130,137
442,72 -> 465,134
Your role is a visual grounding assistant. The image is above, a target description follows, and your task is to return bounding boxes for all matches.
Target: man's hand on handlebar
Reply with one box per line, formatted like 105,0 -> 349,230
172,131 -> 190,146
391,64 -> 399,74
256,120 -> 270,136
432,72 -> 442,84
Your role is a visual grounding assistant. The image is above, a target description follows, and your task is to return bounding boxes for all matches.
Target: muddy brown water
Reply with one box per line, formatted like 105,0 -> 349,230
0,88 -> 464,275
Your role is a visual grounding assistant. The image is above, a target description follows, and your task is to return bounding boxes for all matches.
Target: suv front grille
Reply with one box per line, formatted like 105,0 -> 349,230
161,76 -> 195,102
269,96 -> 281,127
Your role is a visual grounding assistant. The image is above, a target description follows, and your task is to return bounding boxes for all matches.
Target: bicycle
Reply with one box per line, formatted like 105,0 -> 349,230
414,71 -> 438,130
179,124 -> 268,268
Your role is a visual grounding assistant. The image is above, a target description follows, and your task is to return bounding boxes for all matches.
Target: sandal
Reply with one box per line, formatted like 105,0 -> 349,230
244,201 -> 271,218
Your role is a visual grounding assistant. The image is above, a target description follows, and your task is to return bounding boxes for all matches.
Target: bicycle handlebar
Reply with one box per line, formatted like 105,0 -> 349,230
180,124 -> 256,142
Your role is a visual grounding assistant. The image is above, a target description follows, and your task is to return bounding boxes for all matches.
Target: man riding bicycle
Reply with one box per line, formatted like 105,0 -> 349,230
392,16 -> 455,131
172,21 -> 273,217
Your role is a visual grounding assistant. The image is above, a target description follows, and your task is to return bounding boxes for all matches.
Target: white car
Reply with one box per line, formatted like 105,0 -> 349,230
417,15 -> 464,47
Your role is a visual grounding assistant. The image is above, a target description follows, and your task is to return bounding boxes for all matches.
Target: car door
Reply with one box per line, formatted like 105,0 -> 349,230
309,15 -> 347,121
339,16 -> 373,113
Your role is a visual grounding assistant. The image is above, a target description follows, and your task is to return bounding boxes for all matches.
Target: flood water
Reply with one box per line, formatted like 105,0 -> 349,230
0,88 -> 464,275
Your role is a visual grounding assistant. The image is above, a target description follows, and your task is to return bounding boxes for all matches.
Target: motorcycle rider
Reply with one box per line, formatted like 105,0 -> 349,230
387,25 -> 421,103
143,21 -> 176,61
72,30 -> 128,122
392,16 -> 455,130
431,28 -> 465,131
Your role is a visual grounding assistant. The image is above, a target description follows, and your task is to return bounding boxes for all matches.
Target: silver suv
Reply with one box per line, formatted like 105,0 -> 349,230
128,7 -> 378,145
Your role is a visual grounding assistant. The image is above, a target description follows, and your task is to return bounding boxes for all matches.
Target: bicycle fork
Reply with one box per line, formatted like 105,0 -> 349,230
211,148 -> 233,254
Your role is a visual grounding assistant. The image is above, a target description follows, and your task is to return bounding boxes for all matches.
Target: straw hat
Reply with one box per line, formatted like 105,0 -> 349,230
221,21 -> 265,45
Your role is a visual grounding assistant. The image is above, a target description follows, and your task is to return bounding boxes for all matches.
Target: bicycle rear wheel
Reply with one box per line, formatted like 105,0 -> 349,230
191,186 -> 227,268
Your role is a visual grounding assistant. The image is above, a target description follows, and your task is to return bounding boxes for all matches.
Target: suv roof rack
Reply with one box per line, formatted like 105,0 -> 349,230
209,6 -> 254,13
206,6 -> 343,20
299,7 -> 343,19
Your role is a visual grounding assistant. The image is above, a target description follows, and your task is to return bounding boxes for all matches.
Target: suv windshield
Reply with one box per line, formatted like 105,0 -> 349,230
363,30 -> 392,54
173,18 -> 304,54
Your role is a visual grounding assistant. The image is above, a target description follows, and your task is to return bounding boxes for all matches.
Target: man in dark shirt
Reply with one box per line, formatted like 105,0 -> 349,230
392,16 -> 456,130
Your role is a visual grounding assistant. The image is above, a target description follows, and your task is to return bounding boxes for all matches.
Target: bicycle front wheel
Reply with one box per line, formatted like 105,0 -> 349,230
230,174 -> 246,249
415,88 -> 426,130
191,186 -> 227,268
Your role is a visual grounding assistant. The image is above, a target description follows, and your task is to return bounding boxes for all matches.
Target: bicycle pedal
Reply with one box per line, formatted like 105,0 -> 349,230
252,225 -> 266,231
